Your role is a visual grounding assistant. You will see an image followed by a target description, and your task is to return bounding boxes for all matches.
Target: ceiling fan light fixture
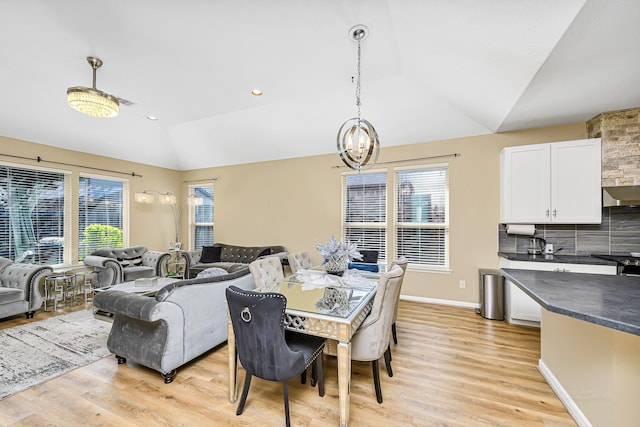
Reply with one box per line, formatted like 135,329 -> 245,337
67,57 -> 119,118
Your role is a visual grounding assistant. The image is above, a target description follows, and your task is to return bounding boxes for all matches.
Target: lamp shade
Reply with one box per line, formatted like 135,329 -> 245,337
187,195 -> 204,206
159,193 -> 177,205
134,192 -> 155,203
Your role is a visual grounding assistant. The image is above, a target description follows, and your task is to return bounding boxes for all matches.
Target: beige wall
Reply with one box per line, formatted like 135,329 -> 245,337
541,310 -> 640,426
182,122 -> 586,303
2,122 -> 585,302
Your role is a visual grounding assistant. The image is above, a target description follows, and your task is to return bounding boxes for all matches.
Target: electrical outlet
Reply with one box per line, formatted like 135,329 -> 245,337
459,280 -> 466,289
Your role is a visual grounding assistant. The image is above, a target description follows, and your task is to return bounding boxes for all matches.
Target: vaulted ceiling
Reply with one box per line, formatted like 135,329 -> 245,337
2,1 -> 639,170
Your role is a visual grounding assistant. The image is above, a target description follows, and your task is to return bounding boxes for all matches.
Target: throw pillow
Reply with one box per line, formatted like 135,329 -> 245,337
196,267 -> 228,278
257,248 -> 271,258
200,245 -> 222,263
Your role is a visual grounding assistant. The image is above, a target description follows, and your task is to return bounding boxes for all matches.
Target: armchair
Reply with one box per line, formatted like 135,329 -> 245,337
0,257 -> 53,320
83,246 -> 170,288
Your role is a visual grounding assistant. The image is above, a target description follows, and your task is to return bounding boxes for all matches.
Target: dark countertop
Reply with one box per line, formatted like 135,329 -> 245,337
500,268 -> 640,336
499,252 -> 616,266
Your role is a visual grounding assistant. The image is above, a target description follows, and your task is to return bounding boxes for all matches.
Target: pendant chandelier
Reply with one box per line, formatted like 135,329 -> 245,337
67,57 -> 119,118
337,24 -> 380,171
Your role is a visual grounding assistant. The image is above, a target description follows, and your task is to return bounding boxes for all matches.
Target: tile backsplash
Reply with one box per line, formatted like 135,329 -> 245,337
498,206 -> 640,255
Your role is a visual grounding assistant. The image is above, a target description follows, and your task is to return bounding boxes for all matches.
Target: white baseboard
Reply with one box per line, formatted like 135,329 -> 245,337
399,294 -> 479,309
537,359 -> 591,427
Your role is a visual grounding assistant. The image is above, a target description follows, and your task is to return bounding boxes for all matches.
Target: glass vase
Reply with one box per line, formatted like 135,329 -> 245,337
324,256 -> 349,276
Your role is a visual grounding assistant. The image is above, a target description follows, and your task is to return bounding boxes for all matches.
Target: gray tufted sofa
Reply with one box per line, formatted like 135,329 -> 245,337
183,243 -> 287,278
92,264 -> 255,383
83,246 -> 170,289
0,257 -> 53,320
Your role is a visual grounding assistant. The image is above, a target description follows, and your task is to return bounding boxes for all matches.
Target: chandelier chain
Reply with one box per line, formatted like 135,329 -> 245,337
356,37 -> 361,122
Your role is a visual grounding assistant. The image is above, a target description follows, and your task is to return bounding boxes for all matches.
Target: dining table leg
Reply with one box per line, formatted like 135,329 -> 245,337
337,340 -> 351,427
228,321 -> 238,403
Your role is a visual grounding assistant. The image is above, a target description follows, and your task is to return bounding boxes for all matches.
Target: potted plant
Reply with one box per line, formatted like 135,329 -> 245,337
316,236 -> 362,276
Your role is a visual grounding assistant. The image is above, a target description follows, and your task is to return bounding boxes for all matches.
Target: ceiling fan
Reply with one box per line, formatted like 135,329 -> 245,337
66,56 -> 133,118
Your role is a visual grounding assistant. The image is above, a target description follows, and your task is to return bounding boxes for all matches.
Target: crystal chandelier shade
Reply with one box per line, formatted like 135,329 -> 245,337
67,57 -> 119,118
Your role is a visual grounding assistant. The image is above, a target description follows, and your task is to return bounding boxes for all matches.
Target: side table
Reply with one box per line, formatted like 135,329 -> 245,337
75,270 -> 95,303
43,270 -> 76,311
165,249 -> 187,279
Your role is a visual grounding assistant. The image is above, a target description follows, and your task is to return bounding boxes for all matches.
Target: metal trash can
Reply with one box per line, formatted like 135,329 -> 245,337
478,269 -> 504,320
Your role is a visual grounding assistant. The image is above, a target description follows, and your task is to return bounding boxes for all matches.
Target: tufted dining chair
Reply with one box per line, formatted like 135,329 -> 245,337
248,256 -> 284,290
350,264 -> 404,403
287,251 -> 313,274
389,257 -> 408,345
226,285 -> 325,427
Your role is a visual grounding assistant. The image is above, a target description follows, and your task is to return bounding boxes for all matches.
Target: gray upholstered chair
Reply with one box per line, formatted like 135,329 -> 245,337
389,257 -> 408,344
0,257 -> 53,320
226,285 -> 325,426
350,264 -> 404,403
287,251 -> 312,274
83,246 -> 170,288
248,256 -> 284,290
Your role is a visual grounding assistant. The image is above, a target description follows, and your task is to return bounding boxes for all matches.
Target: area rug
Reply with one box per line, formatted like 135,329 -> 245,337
0,309 -> 112,400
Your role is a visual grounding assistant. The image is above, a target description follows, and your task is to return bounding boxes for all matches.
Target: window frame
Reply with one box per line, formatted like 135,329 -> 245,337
78,173 -> 130,261
188,183 -> 214,251
341,169 -> 388,265
393,163 -> 450,272
0,160 -> 72,266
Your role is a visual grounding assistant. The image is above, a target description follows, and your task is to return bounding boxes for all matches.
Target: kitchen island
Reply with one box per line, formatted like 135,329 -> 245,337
501,269 -> 640,427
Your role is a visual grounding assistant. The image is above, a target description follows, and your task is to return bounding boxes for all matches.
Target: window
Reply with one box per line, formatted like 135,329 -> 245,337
342,171 -> 387,263
78,175 -> 127,260
190,184 -> 214,250
395,165 -> 449,269
0,163 -> 70,265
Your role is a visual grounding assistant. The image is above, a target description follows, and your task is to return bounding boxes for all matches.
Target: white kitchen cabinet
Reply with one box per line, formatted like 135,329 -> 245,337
500,138 -> 601,224
500,258 -> 617,327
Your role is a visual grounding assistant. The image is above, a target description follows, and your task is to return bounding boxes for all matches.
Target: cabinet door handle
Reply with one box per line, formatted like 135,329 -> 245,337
545,209 -> 550,217
553,209 -> 557,218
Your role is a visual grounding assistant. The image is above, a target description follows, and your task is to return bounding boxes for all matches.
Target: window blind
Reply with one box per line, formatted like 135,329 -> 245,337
78,176 -> 125,259
191,184 -> 214,250
395,166 -> 449,268
342,172 -> 387,263
0,164 -> 69,264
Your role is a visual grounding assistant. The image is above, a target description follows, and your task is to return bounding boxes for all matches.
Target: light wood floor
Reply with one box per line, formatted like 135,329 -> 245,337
0,300 -> 576,426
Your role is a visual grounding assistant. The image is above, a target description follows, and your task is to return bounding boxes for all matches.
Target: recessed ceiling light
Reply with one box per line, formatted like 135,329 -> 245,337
147,115 -> 158,121
251,89 -> 263,96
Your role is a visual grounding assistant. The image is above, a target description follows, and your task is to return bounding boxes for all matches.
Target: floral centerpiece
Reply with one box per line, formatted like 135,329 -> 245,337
316,236 -> 362,276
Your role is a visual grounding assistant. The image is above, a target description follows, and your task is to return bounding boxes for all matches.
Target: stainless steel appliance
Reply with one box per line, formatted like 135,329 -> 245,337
527,237 -> 546,255
590,254 -> 640,276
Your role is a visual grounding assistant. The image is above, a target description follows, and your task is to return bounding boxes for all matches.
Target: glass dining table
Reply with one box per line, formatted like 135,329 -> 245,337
227,269 -> 378,427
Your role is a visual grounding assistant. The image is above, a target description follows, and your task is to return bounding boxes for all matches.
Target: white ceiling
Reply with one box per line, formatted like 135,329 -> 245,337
2,0 -> 639,171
